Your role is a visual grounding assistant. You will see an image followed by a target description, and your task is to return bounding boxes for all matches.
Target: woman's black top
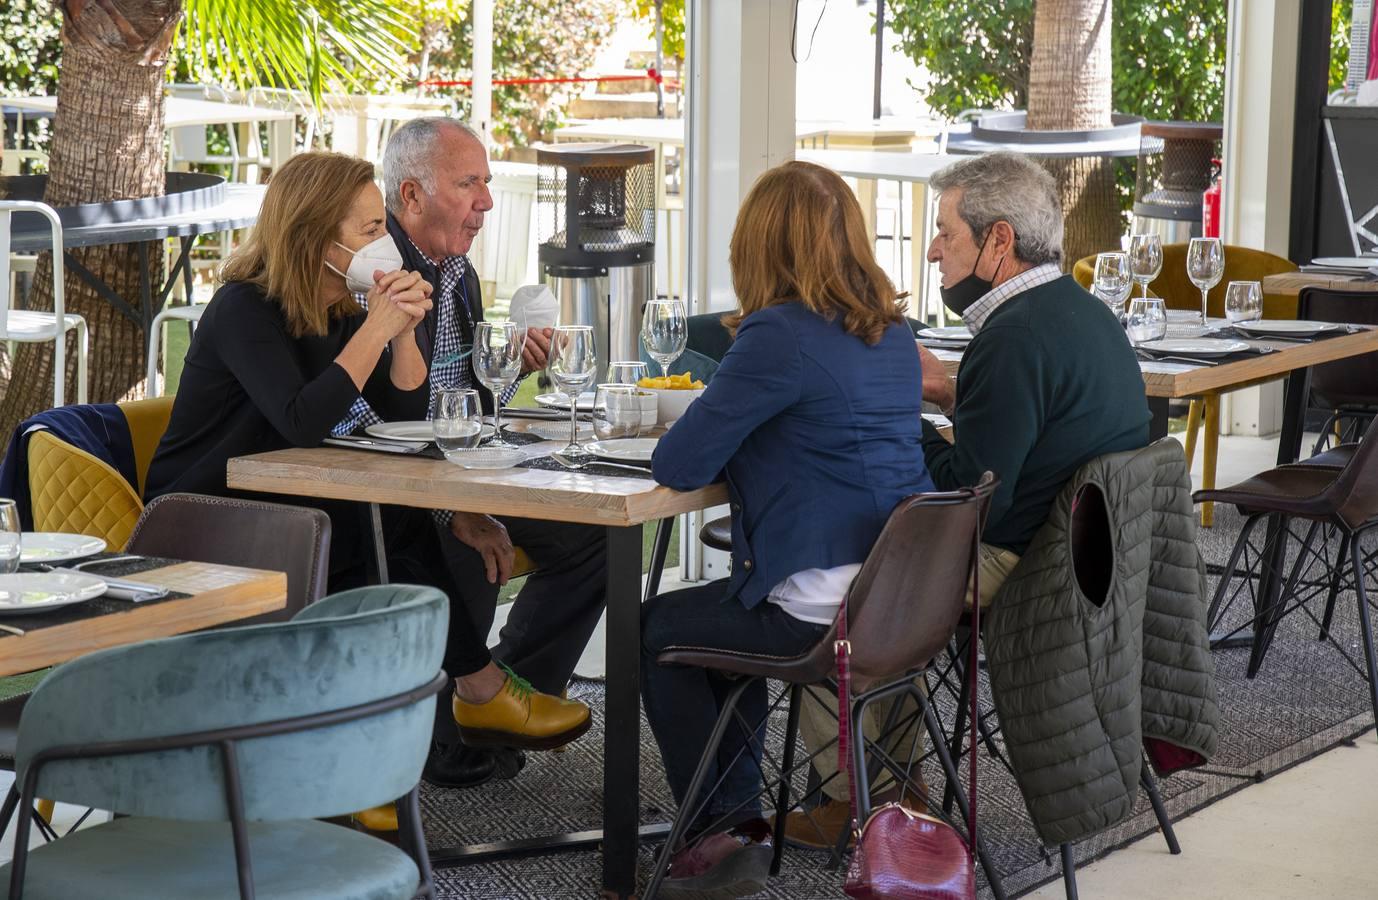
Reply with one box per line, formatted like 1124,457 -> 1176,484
146,280 -> 426,500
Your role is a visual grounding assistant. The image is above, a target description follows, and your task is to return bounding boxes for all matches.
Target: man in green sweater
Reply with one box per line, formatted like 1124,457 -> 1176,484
782,151 -> 1150,849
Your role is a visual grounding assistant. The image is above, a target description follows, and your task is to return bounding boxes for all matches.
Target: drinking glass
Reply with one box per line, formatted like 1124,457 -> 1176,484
1224,280 -> 1262,325
549,325 -> 598,459
608,361 -> 649,386
0,499 -> 19,574
1125,298 -> 1168,345
1186,237 -> 1225,326
1127,233 -> 1163,299
473,321 -> 525,449
592,384 -> 643,442
641,299 -> 688,377
433,388 -> 484,457
1093,252 -> 1133,315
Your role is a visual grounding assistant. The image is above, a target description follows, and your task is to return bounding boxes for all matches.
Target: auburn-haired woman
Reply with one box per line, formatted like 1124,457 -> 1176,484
643,161 -> 936,896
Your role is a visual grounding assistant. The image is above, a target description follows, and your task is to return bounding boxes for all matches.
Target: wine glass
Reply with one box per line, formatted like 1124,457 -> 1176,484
1125,298 -> 1168,345
641,299 -> 688,377
592,384 -> 643,442
1127,233 -> 1163,299
1224,281 -> 1262,325
0,499 -> 20,575
433,388 -> 484,457
1186,237 -> 1225,326
473,321 -> 525,449
608,361 -> 649,385
548,325 -> 598,459
1093,252 -> 1133,316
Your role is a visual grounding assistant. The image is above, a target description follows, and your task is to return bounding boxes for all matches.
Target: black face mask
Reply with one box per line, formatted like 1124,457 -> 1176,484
940,228 -> 1003,316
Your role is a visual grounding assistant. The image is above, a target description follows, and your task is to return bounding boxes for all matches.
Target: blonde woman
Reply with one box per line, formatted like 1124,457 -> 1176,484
642,161 -> 936,896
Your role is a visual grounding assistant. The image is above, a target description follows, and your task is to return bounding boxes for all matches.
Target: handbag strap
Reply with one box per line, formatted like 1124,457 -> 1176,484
838,491 -> 980,855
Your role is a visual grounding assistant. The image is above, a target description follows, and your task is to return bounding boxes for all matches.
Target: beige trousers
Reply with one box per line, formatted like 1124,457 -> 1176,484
797,543 -> 1021,802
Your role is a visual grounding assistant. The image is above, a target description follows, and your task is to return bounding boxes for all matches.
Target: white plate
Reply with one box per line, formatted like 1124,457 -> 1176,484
1232,320 -> 1343,337
0,572 -> 107,615
535,392 -> 596,412
442,447 -> 526,469
366,421 -> 495,442
916,326 -> 973,342
1312,257 -> 1378,269
1138,338 -> 1251,358
523,421 -> 594,441
585,438 -> 659,463
19,533 -> 106,564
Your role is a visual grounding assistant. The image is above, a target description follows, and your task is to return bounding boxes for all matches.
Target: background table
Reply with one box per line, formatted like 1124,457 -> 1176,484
228,446 -> 723,899
1260,271 -> 1378,300
0,560 -> 286,677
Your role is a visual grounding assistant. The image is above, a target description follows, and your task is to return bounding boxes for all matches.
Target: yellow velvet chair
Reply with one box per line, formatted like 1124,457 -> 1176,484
1072,244 -> 1299,526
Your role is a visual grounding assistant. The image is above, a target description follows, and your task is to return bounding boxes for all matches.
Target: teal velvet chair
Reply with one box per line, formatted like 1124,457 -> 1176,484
0,584 -> 448,900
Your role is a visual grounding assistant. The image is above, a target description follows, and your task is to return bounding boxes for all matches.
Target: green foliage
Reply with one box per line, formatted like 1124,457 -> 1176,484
0,0 -> 61,151
629,0 -> 685,64
1113,0 -> 1226,122
887,0 -> 1035,117
1331,0 -> 1352,91
432,0 -> 620,148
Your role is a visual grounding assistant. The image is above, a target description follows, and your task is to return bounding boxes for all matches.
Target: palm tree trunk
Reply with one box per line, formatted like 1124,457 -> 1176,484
0,1 -> 180,436
1027,0 -> 1120,270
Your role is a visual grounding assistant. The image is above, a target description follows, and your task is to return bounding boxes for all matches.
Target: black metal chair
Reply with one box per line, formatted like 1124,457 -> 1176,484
643,475 -> 1006,900
1299,287 -> 1378,454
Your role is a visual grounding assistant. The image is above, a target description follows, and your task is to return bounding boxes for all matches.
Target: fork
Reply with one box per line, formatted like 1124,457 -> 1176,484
0,623 -> 26,637
1136,352 -> 1219,367
549,452 -> 652,476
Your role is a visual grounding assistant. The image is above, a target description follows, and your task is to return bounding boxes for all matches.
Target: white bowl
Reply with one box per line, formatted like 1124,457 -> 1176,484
644,386 -> 704,424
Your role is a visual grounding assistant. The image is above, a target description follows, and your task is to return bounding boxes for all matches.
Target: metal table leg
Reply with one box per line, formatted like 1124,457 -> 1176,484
602,523 -> 644,898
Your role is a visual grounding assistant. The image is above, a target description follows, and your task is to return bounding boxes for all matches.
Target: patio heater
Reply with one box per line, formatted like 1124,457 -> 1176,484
1132,121 -> 1223,244
536,143 -> 656,381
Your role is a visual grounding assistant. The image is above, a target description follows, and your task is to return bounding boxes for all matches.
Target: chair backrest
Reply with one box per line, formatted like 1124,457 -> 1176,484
117,395 -> 175,497
1298,287 -> 1378,409
0,201 -> 65,349
1072,243 -> 1298,319
127,493 -> 331,623
27,431 -> 143,548
844,472 -> 998,679
16,584 -> 447,822
1322,414 -> 1378,530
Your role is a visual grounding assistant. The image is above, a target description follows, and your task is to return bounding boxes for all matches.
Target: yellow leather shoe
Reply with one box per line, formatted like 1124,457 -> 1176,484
452,666 -> 591,751
351,803 -> 398,833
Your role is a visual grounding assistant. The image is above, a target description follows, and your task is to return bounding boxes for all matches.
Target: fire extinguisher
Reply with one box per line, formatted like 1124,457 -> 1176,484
1202,159 -> 1223,238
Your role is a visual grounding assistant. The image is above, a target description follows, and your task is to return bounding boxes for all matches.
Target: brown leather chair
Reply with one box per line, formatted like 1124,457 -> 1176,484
643,474 -> 1004,900
1299,287 -> 1378,454
1195,415 -> 1378,715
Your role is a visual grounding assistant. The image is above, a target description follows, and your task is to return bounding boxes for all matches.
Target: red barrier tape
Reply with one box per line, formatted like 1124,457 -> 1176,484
419,68 -> 675,90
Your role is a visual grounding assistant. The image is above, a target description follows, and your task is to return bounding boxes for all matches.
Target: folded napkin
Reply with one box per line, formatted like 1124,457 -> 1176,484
509,284 -> 560,331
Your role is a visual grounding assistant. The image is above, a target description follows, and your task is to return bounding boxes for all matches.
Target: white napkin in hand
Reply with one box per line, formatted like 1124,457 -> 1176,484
509,284 -> 560,331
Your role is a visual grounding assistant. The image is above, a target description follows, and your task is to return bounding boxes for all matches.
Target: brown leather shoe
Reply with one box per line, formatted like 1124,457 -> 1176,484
778,787 -> 928,851
452,667 -> 591,751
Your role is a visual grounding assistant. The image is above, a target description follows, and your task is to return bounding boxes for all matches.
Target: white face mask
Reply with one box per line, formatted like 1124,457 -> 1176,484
326,234 -> 405,294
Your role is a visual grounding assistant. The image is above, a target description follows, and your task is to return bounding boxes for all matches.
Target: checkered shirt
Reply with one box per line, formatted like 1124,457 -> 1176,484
961,263 -> 1063,334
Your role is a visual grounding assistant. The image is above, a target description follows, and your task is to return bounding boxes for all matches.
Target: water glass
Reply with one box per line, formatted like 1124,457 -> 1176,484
608,361 -> 649,386
1093,252 -> 1133,315
1125,299 -> 1168,345
1224,281 -> 1262,325
641,299 -> 688,377
474,321 -> 525,448
433,388 -> 484,456
592,384 -> 643,441
0,499 -> 19,574
549,325 -> 598,458
1127,233 -> 1163,299
1186,237 -> 1225,325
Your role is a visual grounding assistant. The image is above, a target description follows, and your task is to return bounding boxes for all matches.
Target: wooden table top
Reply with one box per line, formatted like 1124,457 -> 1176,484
1261,272 -> 1378,299
229,446 -> 727,527
934,327 -> 1378,399
0,561 -> 286,677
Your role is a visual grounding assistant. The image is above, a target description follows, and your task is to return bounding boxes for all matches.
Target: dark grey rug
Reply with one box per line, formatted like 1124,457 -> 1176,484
424,505 -> 1377,898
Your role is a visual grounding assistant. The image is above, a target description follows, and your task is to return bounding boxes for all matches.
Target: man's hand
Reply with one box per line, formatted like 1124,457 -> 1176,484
917,344 -> 957,414
449,512 -> 515,585
521,327 -> 553,373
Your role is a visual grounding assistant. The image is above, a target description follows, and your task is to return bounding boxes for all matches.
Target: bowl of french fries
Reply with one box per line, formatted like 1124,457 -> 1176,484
637,373 -> 706,424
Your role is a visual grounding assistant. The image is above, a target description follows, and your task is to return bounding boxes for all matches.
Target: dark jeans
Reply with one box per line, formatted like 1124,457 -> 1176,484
641,580 -> 826,830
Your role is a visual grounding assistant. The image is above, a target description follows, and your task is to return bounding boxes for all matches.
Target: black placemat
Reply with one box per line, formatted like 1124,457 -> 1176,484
0,554 -> 193,634
1207,324 -> 1367,343
518,455 -> 657,480
1137,345 -> 1277,365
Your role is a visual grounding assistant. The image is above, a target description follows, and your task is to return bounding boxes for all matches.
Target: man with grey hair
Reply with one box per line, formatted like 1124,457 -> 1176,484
782,151 -> 1150,850
334,117 -> 608,795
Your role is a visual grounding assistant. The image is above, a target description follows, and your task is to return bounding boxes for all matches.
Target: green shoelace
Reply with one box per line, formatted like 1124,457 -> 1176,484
499,662 -> 535,702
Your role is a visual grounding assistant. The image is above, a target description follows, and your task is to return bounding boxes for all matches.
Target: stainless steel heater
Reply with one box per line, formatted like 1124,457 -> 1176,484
537,143 -> 656,381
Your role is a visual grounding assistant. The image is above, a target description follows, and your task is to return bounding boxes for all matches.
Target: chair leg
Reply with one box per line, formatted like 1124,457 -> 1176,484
644,676 -> 758,900
0,785 -> 17,841
1183,398 -> 1202,469
1200,394 -> 1220,528
1207,513 -> 1263,634
1248,519 -> 1316,678
1140,767 -> 1181,854
397,787 -> 435,899
769,685 -> 801,877
1350,535 -> 1378,729
644,517 -> 673,605
1060,843 -> 1079,900
1320,532 -> 1352,641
